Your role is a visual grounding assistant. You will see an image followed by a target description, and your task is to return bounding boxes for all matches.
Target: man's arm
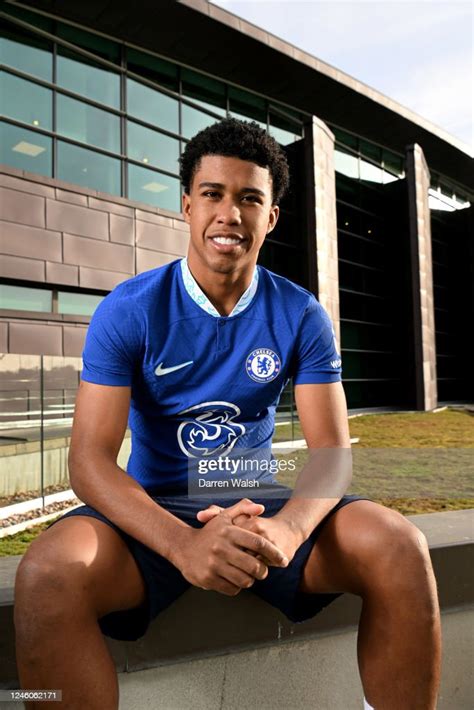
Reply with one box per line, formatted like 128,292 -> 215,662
69,381 -> 288,593
198,381 -> 352,561
271,381 -> 352,546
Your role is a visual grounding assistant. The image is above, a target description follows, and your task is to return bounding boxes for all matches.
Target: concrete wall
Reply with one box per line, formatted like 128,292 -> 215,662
0,164 -> 190,357
406,145 -> 438,411
306,117 -> 341,347
115,607 -> 473,710
0,435 -> 131,499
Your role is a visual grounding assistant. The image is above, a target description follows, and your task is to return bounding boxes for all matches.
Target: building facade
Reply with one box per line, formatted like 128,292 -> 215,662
1,0 -> 473,419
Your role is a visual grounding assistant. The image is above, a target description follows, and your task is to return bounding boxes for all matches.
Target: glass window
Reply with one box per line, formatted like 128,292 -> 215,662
0,121 -> 52,175
127,121 -> 179,174
360,139 -> 381,164
57,48 -> 120,108
382,150 -> 404,178
127,78 -> 179,134
182,104 -> 219,140
360,157 -> 383,184
128,163 -> 180,212
182,68 -> 226,116
57,23 -> 120,63
0,21 -> 52,81
336,173 -> 360,204
0,284 -> 52,312
1,72 -> 52,130
335,148 -> 359,179
57,94 -> 120,153
57,141 -> 121,195
229,86 -> 267,128
58,292 -> 104,316
337,203 -> 361,235
127,48 -> 178,92
2,5 -> 52,30
269,111 -> 302,146
333,128 -> 358,151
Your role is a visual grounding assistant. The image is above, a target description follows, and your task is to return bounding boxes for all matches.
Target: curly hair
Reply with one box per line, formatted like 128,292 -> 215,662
179,117 -> 290,205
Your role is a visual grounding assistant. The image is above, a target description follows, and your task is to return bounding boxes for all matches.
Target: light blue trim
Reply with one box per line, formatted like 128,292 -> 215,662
180,258 -> 259,317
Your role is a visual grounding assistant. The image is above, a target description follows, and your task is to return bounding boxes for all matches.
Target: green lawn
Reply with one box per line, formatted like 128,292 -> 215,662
1,409 -> 473,556
276,409 -> 474,514
0,518 -> 62,557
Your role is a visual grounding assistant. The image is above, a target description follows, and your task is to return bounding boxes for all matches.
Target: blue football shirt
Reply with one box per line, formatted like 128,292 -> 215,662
81,258 -> 342,491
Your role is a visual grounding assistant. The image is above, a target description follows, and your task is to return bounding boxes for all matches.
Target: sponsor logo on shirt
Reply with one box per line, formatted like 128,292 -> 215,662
176,401 -> 245,458
246,348 -> 281,383
330,358 -> 342,369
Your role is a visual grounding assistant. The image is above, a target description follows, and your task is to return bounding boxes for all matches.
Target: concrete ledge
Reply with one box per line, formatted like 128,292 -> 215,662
0,510 -> 472,707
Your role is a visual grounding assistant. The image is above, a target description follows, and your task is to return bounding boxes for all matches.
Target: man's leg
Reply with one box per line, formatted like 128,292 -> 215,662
299,500 -> 441,710
14,516 -> 147,710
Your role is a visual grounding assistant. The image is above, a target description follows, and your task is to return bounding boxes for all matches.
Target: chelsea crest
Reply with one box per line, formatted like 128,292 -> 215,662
246,348 -> 281,383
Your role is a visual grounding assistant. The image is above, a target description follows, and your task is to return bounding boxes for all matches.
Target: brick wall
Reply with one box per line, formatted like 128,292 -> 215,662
0,165 -> 190,356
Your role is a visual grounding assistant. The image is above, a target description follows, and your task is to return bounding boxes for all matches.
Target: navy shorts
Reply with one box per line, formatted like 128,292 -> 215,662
47,487 -> 370,641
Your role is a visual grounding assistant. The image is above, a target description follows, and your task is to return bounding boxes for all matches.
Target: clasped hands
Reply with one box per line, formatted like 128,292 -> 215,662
173,498 -> 301,596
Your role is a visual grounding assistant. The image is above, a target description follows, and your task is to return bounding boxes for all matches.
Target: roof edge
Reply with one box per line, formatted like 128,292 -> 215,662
180,0 -> 473,158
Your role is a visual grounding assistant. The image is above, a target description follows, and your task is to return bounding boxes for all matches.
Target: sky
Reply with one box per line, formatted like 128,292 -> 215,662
212,0 -> 473,153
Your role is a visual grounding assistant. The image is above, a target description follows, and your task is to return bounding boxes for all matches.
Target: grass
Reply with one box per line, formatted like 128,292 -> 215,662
0,409 -> 472,556
0,517 -> 62,557
275,408 -> 474,514
275,408 -> 474,447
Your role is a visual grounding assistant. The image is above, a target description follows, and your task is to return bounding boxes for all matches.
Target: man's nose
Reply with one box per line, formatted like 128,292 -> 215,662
216,199 -> 242,224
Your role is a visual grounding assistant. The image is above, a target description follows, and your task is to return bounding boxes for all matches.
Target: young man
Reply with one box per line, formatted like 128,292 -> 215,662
14,119 -> 441,709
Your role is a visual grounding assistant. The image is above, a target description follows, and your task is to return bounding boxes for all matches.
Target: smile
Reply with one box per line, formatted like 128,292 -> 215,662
211,236 -> 243,245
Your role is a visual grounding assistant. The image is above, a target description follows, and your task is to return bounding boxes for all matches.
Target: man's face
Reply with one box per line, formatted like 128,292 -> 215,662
182,155 -> 279,276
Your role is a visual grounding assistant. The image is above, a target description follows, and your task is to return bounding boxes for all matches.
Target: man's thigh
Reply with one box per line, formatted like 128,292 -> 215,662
17,515 -> 147,618
299,499 -> 426,596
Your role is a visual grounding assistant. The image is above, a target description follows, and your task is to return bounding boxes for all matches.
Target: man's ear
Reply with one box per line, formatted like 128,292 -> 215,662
266,205 -> 280,235
182,192 -> 191,224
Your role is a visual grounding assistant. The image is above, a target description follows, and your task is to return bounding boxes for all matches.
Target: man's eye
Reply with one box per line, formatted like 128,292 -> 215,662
242,195 -> 260,203
203,191 -> 219,198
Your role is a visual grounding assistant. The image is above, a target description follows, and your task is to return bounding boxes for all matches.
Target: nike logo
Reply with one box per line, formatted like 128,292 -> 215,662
155,360 -> 194,376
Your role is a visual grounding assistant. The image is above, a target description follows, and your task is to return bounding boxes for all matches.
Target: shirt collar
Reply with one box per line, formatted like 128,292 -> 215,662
180,257 -> 259,318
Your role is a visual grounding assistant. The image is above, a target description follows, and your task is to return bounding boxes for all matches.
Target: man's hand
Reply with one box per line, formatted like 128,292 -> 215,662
173,499 -> 289,596
197,500 -> 302,566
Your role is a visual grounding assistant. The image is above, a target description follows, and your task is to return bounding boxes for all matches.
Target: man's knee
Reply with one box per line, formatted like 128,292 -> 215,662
15,542 -> 93,642
358,508 -> 435,596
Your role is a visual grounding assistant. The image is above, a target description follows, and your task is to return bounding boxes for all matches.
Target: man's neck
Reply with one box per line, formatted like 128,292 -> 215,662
186,256 -> 255,317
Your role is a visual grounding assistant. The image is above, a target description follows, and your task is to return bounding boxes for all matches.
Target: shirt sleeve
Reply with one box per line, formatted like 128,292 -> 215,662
292,295 -> 342,385
81,292 -> 144,387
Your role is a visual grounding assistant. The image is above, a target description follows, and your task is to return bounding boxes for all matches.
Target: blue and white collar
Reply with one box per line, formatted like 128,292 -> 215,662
180,257 -> 259,318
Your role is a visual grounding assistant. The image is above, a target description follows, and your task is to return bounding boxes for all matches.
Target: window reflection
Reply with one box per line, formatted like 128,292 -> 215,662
360,157 -> 383,184
335,148 -> 359,179
58,292 -> 103,316
57,23 -> 120,63
127,121 -> 179,174
127,78 -> 179,134
182,68 -> 226,117
128,163 -> 180,211
182,104 -> 219,140
127,48 -> 178,92
1,72 -> 52,130
269,112 -> 302,146
0,122 -> 52,175
57,141 -> 121,194
0,284 -> 52,312
57,94 -> 120,153
57,49 -> 120,108
229,86 -> 267,128
0,23 -> 52,81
